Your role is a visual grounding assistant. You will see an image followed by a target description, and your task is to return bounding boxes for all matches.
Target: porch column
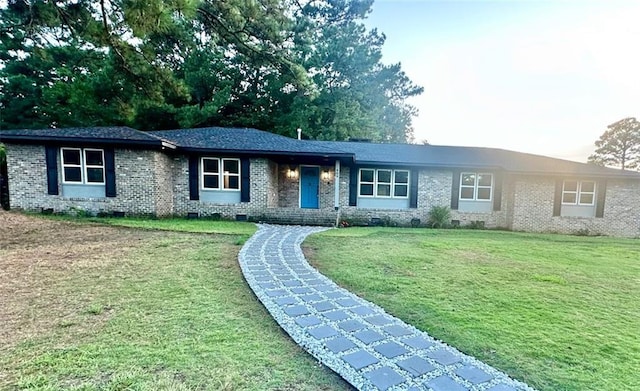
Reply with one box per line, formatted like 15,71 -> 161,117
334,160 -> 341,227
334,160 -> 341,209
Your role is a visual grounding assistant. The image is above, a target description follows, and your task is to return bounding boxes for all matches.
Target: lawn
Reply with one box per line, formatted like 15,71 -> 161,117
304,227 -> 640,391
0,212 -> 351,391
44,214 -> 259,237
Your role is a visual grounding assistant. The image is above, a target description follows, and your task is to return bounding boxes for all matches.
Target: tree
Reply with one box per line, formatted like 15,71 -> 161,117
588,117 -> 640,170
0,0 -> 423,142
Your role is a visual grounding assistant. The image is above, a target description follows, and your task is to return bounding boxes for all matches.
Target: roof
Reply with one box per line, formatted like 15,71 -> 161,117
1,126 -> 638,179
318,140 -> 639,178
151,127 -> 351,158
0,127 -> 173,149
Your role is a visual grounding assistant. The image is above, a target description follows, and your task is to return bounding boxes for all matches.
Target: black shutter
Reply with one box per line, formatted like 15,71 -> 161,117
189,155 -> 199,201
493,172 -> 502,211
240,158 -> 250,202
409,169 -> 418,208
450,169 -> 460,210
45,146 -> 59,195
553,179 -> 563,216
349,166 -> 358,206
595,179 -> 607,218
104,148 -> 116,197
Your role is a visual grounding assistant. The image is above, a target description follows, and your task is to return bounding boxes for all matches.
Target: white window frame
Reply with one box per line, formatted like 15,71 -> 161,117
376,169 -> 392,198
394,170 -> 410,198
459,172 -> 493,202
358,168 -> 410,198
60,147 -> 105,185
201,157 -> 241,191
359,169 -> 375,197
562,180 -> 596,206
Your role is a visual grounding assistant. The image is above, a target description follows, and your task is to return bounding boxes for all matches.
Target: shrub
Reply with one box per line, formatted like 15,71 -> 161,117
466,220 -> 486,230
338,217 -> 369,227
427,205 -> 451,228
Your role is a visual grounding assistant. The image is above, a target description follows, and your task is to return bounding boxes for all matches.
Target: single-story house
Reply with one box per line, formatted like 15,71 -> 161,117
2,126 -> 639,237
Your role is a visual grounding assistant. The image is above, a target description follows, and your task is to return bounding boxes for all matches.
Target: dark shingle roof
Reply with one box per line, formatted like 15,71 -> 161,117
2,126 -> 637,178
151,127 -> 351,158
0,127 -> 171,148
318,141 -> 640,178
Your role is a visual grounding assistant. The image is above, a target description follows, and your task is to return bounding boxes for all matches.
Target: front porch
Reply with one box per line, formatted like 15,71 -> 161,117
273,161 -> 340,211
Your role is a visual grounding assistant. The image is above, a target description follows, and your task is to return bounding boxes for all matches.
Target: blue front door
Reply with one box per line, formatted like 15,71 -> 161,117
300,166 -> 319,209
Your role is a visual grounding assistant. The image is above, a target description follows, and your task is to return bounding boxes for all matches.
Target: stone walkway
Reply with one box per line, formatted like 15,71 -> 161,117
238,224 -> 536,391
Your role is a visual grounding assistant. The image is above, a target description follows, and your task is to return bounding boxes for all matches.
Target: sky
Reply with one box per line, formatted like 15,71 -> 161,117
365,0 -> 640,162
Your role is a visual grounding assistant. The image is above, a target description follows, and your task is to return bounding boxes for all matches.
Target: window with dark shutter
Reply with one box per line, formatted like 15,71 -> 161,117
349,166 -> 358,206
553,179 -> 563,216
450,169 -> 461,210
104,148 -> 116,197
409,169 -> 419,208
595,180 -> 606,218
45,146 -> 59,195
189,155 -> 199,201
240,158 -> 250,202
493,172 -> 502,211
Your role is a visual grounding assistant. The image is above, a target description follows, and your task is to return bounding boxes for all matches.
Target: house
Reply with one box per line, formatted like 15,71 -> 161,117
2,126 -> 639,237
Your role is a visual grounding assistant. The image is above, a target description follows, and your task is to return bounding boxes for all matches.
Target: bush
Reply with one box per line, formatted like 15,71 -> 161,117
466,220 -> 486,230
427,205 -> 451,228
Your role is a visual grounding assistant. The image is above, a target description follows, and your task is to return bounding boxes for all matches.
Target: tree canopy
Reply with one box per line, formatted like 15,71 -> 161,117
0,0 -> 423,142
588,117 -> 640,170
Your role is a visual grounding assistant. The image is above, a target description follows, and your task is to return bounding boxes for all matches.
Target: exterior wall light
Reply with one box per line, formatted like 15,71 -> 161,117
322,169 -> 331,182
287,166 -> 298,179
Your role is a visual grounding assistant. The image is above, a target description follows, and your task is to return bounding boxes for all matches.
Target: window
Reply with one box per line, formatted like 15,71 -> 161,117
61,148 -> 105,184
394,171 -> 409,197
359,169 -> 375,196
359,168 -> 409,198
460,173 -> 492,201
202,158 -> 240,190
562,180 -> 595,205
377,170 -> 392,197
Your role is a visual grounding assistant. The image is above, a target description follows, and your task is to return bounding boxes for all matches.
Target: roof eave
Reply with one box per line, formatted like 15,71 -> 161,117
0,135 -> 168,149
509,168 -> 640,179
350,161 -> 640,178
176,147 -> 353,159
352,160 -> 504,170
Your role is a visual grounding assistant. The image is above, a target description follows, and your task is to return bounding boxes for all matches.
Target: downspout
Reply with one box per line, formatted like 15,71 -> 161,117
334,160 -> 341,227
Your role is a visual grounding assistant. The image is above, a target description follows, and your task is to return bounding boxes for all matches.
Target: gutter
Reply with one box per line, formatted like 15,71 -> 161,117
0,135 -> 174,150
176,147 -> 354,160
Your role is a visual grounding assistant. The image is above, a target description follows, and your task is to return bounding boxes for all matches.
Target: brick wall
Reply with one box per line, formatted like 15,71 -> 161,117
511,175 -> 640,237
171,156 -> 275,219
6,143 -> 639,236
339,167 -> 510,228
266,160 -> 279,208
339,166 -> 424,226
5,144 -> 48,211
278,165 -> 299,208
277,164 -> 336,209
153,153 -> 174,216
5,144 -> 168,216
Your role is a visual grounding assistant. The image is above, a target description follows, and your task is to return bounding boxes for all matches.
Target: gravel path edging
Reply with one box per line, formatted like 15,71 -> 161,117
238,224 -> 537,391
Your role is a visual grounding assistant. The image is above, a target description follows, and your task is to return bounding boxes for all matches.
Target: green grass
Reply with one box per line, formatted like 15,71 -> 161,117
304,228 -> 640,391
45,215 -> 258,237
2,218 -> 349,390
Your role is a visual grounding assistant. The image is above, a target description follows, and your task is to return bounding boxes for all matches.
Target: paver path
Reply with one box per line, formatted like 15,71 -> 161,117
239,224 -> 536,391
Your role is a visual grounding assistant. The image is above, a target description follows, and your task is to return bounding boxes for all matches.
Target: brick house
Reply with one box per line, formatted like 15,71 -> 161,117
2,126 -> 639,237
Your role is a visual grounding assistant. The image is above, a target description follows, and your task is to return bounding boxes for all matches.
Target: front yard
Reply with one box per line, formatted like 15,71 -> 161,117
0,212 -> 350,390
304,228 -> 640,391
3,212 -> 638,391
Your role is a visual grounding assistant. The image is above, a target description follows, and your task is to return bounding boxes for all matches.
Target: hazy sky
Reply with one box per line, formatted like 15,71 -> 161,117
366,0 -> 640,161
